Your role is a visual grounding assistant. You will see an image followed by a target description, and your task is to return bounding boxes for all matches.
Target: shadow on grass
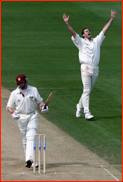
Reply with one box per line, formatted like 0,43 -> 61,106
94,115 -> 122,121
75,115 -> 122,122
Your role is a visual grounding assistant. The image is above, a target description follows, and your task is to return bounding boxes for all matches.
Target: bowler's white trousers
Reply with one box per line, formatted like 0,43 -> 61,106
78,64 -> 99,113
17,110 -> 38,162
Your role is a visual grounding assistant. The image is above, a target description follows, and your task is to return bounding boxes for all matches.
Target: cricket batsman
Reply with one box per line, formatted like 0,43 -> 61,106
6,74 -> 48,168
63,10 -> 117,120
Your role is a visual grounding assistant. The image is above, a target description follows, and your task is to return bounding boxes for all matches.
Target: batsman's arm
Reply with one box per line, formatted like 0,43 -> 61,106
102,10 -> 117,35
39,102 -> 45,108
63,13 -> 76,38
7,107 -> 14,114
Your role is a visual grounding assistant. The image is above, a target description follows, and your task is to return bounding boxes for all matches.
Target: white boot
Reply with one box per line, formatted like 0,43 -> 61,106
76,104 -> 82,118
85,111 -> 94,120
31,162 -> 39,168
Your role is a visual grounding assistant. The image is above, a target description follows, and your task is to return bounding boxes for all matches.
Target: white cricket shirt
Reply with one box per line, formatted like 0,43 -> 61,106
6,85 -> 43,114
71,31 -> 105,67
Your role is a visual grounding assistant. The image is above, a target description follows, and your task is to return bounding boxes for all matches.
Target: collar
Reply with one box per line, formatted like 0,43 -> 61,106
16,84 -> 30,94
84,38 -> 93,42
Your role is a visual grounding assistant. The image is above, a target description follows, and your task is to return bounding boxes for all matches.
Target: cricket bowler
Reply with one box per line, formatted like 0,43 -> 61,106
63,10 -> 117,120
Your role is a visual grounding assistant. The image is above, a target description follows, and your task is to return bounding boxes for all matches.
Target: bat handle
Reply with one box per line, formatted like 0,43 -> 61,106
44,105 -> 47,109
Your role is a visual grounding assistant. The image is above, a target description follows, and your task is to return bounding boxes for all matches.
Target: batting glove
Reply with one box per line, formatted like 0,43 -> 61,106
41,105 -> 48,113
11,111 -> 20,119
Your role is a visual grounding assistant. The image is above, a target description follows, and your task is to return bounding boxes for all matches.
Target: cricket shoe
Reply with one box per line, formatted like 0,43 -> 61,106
85,111 -> 94,120
76,104 -> 82,118
26,159 -> 33,168
31,162 -> 39,168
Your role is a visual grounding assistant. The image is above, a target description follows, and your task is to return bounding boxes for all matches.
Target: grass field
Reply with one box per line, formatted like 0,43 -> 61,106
1,1 -> 122,172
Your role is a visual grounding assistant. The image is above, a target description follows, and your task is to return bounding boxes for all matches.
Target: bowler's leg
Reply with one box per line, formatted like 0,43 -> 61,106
81,72 -> 91,114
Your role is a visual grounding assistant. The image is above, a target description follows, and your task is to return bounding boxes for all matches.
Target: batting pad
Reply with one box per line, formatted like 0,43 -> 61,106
26,128 -> 37,162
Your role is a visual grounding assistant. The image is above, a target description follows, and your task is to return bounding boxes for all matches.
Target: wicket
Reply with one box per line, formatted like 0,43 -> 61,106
33,134 -> 46,174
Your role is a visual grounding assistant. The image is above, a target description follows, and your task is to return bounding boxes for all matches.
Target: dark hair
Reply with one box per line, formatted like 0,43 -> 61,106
81,28 -> 87,38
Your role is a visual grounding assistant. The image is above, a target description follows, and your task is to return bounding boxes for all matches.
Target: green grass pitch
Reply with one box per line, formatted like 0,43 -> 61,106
1,1 -> 122,172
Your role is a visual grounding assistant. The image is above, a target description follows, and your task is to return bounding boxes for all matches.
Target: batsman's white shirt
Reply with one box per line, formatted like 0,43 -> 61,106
6,85 -> 43,113
71,31 -> 105,67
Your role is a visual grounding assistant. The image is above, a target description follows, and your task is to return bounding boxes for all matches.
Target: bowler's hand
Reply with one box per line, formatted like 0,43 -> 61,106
111,10 -> 117,19
63,13 -> 69,22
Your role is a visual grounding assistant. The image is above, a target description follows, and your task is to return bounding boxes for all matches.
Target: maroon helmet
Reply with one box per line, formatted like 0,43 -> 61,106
16,74 -> 27,84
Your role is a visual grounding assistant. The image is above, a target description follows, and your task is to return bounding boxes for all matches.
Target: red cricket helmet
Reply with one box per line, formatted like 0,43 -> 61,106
16,74 -> 27,84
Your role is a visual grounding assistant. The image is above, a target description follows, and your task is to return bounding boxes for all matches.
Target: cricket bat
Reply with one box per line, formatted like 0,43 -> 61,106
44,91 -> 56,109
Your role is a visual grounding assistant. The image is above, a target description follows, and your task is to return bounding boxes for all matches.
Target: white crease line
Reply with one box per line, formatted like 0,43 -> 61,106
61,164 -> 87,167
49,172 -> 84,174
13,172 -> 25,175
100,165 -> 119,181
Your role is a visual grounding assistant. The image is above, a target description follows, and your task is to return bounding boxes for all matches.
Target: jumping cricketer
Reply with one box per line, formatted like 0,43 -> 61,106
63,10 -> 117,120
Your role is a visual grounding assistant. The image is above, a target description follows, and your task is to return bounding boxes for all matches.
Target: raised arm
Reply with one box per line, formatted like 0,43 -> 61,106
63,13 -> 76,38
102,10 -> 117,35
